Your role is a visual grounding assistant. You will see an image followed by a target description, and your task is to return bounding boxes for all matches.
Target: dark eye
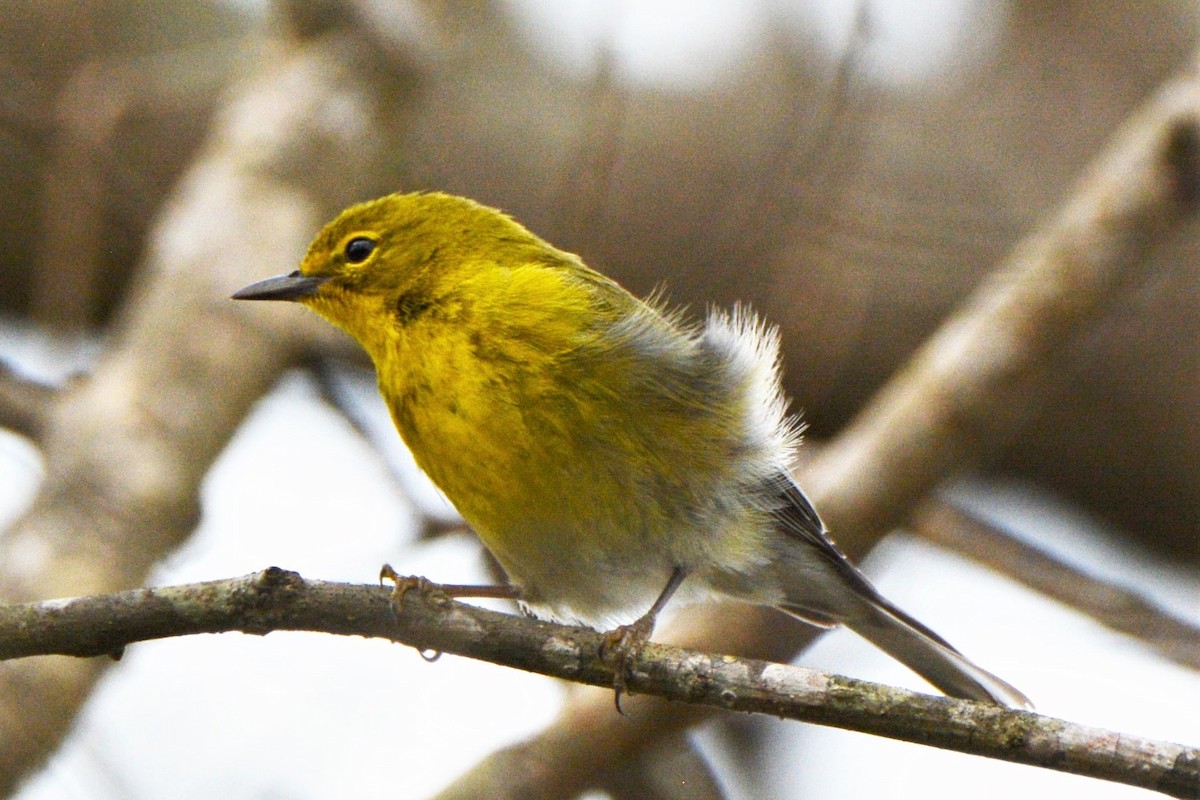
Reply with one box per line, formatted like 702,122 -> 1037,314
344,236 -> 376,264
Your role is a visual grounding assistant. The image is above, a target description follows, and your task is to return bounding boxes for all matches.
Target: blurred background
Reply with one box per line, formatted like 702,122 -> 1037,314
0,1 -> 1196,798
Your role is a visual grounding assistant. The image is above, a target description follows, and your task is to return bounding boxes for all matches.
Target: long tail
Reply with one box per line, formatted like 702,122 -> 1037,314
768,474 -> 1031,708
782,591 -> 1032,708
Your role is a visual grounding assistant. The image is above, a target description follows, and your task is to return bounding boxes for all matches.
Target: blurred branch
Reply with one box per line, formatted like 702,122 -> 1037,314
0,569 -> 1195,799
912,499 -> 1200,671
440,45 -> 1200,800
33,38 -> 252,329
728,1 -> 871,258
800,65 -> 1200,541
597,734 -> 727,800
0,363 -> 57,440
3,5 -> 1195,798
0,11 -> 421,792
551,46 -> 626,244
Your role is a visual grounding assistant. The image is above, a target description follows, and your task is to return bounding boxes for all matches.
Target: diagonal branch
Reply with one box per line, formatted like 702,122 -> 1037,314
800,70 -> 1200,544
0,569 -> 1195,799
436,45 -> 1200,800
0,21 -> 420,792
912,499 -> 1200,672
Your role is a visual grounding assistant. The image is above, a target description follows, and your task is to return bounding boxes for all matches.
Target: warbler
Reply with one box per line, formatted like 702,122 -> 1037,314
234,191 -> 1030,708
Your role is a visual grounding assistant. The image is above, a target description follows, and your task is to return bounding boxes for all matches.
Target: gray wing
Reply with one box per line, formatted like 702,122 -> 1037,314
767,471 -> 960,652
766,471 -> 849,569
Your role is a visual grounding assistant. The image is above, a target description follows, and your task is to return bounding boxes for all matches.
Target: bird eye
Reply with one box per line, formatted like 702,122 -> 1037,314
344,236 -> 376,264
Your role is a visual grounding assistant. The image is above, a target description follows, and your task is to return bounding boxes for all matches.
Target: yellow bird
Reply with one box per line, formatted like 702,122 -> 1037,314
234,191 -> 1030,708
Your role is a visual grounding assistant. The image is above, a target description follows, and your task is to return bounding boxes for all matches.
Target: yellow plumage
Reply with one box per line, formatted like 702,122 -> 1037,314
234,191 -> 1030,708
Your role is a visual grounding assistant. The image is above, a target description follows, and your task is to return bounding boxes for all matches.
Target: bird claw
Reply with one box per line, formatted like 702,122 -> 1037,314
379,563 -> 438,601
379,564 -> 445,661
599,616 -> 656,714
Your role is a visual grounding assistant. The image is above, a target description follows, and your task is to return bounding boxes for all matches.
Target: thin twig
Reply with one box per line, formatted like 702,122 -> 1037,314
0,569 -> 1195,798
912,499 -> 1200,671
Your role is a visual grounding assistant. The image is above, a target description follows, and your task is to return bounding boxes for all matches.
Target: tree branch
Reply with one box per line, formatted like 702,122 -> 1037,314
0,17 -> 421,791
800,67 -> 1200,546
912,499 -> 1200,671
443,42 -> 1200,800
0,569 -> 1195,799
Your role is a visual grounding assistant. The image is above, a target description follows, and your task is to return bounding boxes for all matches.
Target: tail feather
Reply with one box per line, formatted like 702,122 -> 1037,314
841,599 -> 1032,709
766,472 -> 1030,707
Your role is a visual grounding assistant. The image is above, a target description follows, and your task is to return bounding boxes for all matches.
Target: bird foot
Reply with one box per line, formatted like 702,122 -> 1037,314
599,615 -> 656,714
379,563 -> 441,602
379,564 -> 446,661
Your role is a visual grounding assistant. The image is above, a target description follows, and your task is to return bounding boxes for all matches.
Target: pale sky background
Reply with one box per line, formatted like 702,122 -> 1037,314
2,1 -> 1197,799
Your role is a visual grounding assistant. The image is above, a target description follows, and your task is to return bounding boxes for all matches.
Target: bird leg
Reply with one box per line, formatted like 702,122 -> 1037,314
600,566 -> 688,712
380,563 -> 520,602
380,563 -> 522,661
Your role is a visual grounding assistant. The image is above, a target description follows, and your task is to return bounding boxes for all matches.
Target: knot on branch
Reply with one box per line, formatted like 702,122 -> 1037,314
232,567 -> 305,635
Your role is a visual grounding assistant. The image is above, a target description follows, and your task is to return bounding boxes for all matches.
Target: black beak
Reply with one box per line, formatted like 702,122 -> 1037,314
232,271 -> 330,301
